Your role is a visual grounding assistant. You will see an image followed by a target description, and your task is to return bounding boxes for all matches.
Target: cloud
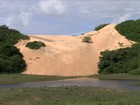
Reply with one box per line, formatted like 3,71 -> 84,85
38,0 -> 66,15
6,12 -> 32,27
20,12 -> 32,26
1,0 -> 140,35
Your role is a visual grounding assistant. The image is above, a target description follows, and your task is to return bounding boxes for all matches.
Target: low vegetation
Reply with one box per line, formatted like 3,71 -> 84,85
94,24 -> 109,31
89,73 -> 140,80
0,25 -> 28,73
0,74 -> 80,84
82,36 -> 92,43
0,87 -> 140,105
26,41 -> 46,50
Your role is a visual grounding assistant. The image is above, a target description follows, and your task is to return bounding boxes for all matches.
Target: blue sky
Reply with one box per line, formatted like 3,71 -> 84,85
0,0 -> 140,35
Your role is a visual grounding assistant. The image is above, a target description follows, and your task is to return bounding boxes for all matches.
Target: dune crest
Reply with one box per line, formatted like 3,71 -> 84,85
16,24 -> 133,76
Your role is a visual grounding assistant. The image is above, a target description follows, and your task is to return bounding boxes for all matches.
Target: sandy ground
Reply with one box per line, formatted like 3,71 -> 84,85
16,24 -> 134,76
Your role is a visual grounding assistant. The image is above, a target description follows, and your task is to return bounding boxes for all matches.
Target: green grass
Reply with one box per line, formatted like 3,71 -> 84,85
88,73 -> 140,80
0,74 -> 80,84
0,86 -> 140,105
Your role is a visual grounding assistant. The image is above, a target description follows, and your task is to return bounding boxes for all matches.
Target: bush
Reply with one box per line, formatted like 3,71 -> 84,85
0,25 -> 28,73
94,24 -> 109,31
115,19 -> 140,42
0,25 -> 30,45
98,44 -> 140,74
82,36 -> 92,43
26,41 -> 46,50
129,68 -> 140,75
0,45 -> 26,73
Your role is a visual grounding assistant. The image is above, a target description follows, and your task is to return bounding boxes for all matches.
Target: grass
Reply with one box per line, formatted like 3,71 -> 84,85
88,73 -> 140,80
0,86 -> 140,105
0,74 -> 80,84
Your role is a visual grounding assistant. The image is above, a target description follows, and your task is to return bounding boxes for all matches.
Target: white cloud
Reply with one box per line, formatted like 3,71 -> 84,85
20,12 -> 32,26
38,0 -> 66,15
1,0 -> 140,34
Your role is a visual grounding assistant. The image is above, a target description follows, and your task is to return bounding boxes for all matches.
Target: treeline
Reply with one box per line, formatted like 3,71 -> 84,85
0,25 -> 29,73
98,19 -> 140,75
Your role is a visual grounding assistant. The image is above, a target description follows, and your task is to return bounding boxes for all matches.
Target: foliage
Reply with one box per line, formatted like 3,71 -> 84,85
82,36 -> 92,43
0,25 -> 28,73
94,24 -> 109,31
0,45 -> 26,73
115,19 -> 140,42
0,25 -> 30,45
26,41 -> 46,50
98,44 -> 140,74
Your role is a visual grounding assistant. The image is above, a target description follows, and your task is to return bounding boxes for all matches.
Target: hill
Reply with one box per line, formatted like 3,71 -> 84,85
16,24 -> 133,76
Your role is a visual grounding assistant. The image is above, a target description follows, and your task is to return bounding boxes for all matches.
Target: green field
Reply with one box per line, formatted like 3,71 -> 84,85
89,73 -> 140,80
0,87 -> 140,105
0,74 -> 80,84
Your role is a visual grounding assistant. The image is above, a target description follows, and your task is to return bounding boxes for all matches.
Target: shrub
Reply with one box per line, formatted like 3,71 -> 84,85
82,36 -> 92,43
94,24 -> 109,31
115,19 -> 140,42
0,45 -> 26,73
129,68 -> 140,75
0,25 -> 28,73
26,41 -> 46,50
0,25 -> 30,45
98,44 -> 140,74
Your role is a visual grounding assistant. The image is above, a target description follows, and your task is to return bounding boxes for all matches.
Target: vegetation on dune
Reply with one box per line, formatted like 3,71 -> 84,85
0,25 -> 29,45
98,44 -> 140,74
115,19 -> 140,42
94,23 -> 109,31
26,41 -> 46,50
82,36 -> 92,43
98,19 -> 140,75
0,25 -> 28,73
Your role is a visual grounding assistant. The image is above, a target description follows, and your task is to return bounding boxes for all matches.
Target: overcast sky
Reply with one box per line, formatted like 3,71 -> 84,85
0,0 -> 140,35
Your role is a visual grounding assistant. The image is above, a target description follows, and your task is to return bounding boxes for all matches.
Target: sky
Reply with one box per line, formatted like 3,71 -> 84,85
0,0 -> 140,35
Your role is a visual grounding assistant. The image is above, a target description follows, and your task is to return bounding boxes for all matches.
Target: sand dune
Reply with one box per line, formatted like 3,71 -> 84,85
16,24 -> 133,76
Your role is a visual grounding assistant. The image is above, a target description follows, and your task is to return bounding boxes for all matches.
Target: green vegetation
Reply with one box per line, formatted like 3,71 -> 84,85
94,24 -> 109,31
26,41 -> 46,50
115,19 -> 140,42
98,19 -> 140,75
0,25 -> 29,73
0,74 -> 81,84
82,36 -> 92,43
89,73 -> 140,80
98,44 -> 140,74
0,87 -> 140,105
0,25 -> 29,45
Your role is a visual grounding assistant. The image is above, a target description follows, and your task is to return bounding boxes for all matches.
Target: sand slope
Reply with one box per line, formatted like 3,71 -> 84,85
16,24 -> 133,76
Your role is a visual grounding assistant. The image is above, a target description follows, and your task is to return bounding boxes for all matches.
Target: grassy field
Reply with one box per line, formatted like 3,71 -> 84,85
0,74 -> 80,84
89,73 -> 140,80
0,86 -> 140,105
